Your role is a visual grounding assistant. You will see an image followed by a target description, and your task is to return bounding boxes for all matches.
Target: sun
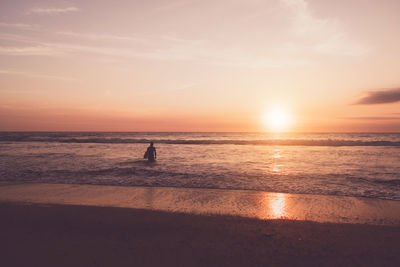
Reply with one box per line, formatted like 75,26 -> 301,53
262,107 -> 292,132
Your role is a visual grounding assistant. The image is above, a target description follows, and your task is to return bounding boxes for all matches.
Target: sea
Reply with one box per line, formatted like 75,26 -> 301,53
0,132 -> 399,201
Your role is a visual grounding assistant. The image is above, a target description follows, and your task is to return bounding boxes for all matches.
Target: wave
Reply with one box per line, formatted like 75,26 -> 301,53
1,136 -> 400,146
357,178 -> 400,186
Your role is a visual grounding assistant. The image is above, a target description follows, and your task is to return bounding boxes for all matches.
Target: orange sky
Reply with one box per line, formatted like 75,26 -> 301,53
1,0 -> 400,132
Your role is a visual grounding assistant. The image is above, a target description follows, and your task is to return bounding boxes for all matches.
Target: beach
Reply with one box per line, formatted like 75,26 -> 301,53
2,0 -> 400,265
2,203 -> 400,267
1,183 -> 400,266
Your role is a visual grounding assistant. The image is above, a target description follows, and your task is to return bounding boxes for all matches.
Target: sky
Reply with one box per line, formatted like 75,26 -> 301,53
1,0 -> 400,132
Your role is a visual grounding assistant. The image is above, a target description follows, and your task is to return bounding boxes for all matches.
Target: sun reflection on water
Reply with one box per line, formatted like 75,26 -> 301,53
270,193 -> 287,218
272,164 -> 284,172
271,149 -> 284,173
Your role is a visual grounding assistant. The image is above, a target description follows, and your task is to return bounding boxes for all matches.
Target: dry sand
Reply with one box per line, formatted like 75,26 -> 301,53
1,202 -> 400,267
1,183 -> 400,266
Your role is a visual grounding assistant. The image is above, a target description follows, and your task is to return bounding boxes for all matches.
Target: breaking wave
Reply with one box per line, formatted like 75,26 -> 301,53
1,136 -> 400,146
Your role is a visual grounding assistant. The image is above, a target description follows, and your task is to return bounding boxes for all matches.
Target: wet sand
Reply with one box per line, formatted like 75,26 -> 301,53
1,182 -> 400,225
1,183 -> 400,266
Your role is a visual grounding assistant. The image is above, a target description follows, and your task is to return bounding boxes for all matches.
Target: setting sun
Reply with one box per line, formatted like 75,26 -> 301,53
263,107 -> 292,132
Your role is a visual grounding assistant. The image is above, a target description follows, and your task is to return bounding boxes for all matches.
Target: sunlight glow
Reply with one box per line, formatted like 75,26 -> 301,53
262,107 -> 292,132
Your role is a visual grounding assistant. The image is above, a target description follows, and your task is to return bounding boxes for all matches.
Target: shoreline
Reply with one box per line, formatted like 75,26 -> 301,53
2,180 -> 399,202
1,182 -> 400,225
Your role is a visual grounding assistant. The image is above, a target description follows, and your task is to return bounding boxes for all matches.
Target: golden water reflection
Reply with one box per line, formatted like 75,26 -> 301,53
272,164 -> 284,172
271,148 -> 284,173
268,193 -> 287,218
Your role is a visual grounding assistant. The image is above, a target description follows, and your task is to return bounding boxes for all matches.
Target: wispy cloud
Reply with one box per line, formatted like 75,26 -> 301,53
0,31 -> 307,68
28,7 -> 80,15
344,116 -> 400,120
153,0 -> 199,13
280,0 -> 369,56
209,55 -> 309,68
355,88 -> 400,105
0,22 -> 36,29
0,33 -> 38,43
0,69 -> 75,81
1,1 -> 365,67
0,46 -> 63,56
56,31 -> 144,42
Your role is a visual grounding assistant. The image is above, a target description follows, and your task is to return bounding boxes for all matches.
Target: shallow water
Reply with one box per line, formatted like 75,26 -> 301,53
0,132 -> 399,200
2,183 -> 400,225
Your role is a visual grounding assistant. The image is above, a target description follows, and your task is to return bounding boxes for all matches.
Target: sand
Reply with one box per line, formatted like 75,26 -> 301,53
1,183 -> 400,266
1,202 -> 400,267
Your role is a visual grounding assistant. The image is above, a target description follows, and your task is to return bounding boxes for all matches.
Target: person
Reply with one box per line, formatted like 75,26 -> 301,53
144,142 -> 157,162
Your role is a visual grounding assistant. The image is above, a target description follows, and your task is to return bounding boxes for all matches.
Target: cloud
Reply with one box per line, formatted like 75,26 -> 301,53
0,23 -> 36,29
0,46 -> 63,56
344,116 -> 400,120
355,88 -> 400,105
0,33 -> 37,43
152,0 -> 199,13
0,31 -> 308,68
28,7 -> 79,15
0,1 -> 367,67
56,31 -> 144,42
280,0 -> 369,56
0,69 -> 75,81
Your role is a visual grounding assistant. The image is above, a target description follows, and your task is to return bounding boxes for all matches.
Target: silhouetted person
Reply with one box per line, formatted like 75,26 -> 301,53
144,142 -> 157,162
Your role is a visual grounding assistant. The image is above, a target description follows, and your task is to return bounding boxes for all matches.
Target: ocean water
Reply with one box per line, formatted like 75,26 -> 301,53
0,132 -> 399,200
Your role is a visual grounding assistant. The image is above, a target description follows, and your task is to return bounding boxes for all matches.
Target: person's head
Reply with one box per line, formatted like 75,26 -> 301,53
150,142 -> 154,147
